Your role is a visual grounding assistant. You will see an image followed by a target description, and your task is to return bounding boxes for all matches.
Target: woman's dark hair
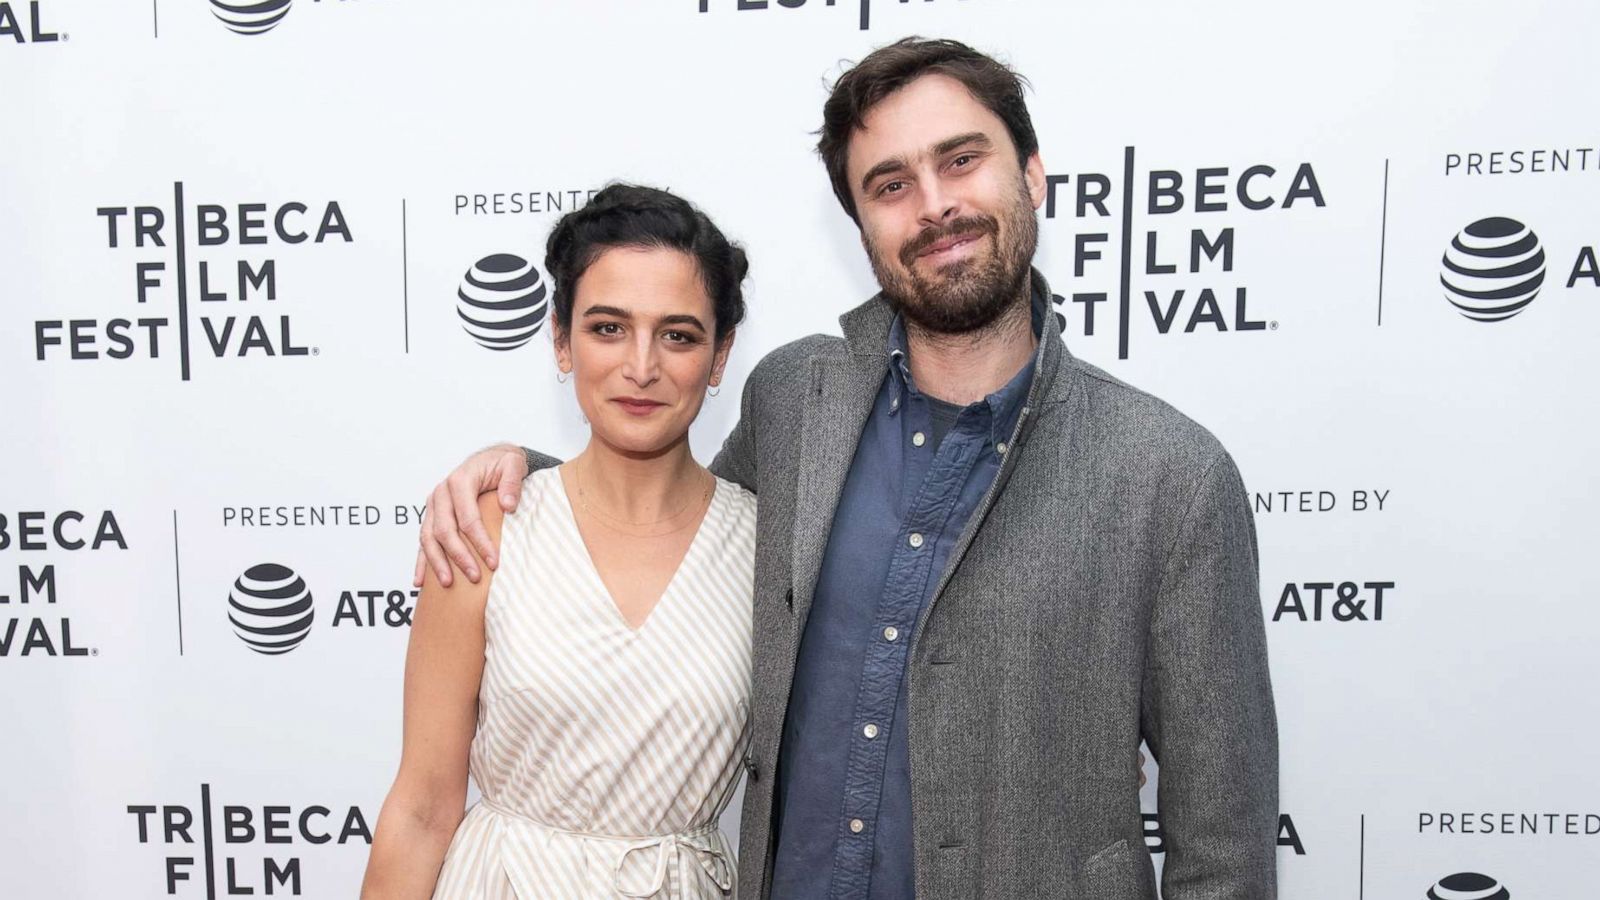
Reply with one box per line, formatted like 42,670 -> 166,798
817,37 -> 1038,224
544,183 -> 748,345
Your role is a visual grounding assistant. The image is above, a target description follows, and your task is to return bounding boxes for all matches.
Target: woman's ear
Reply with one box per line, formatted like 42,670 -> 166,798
710,328 -> 736,388
551,322 -> 574,375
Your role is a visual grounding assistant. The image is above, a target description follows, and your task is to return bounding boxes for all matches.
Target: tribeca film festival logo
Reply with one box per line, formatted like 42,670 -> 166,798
226,562 -> 414,655
0,511 -> 126,658
457,254 -> 549,351
0,0 -> 62,43
209,0 -> 293,35
1428,872 -> 1510,900
127,784 -> 371,896
1044,151 -> 1326,359
697,0 -> 974,31
1144,812 -> 1306,857
32,183 -> 353,381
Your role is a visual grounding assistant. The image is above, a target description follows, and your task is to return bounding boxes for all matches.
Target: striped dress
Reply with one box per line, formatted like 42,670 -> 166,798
432,467 -> 757,899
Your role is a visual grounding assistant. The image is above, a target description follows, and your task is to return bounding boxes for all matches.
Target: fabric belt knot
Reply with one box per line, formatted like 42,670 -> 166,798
612,822 -> 732,897
478,799 -> 733,898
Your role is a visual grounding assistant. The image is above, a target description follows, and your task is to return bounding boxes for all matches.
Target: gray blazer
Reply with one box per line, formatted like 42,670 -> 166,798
530,274 -> 1278,898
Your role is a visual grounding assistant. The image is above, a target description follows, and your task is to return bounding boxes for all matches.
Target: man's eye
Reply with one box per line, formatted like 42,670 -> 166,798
952,154 -> 975,168
880,180 -> 906,196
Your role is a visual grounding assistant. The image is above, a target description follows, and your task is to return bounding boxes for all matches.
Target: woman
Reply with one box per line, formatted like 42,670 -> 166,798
362,184 -> 755,899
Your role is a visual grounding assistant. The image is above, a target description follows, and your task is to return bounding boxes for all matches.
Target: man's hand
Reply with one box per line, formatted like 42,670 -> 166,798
413,444 -> 529,588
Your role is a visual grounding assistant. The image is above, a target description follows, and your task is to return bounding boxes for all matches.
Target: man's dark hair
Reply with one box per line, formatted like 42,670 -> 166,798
818,37 -> 1038,223
544,183 -> 748,345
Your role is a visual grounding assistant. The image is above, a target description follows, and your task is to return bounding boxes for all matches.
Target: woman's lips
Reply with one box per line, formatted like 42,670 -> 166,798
612,398 -> 667,416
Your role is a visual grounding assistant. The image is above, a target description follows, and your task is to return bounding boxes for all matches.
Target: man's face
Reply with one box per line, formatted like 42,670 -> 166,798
845,73 -> 1047,335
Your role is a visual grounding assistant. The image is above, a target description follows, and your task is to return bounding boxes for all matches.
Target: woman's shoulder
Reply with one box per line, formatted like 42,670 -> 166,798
713,473 -> 758,519
502,466 -> 562,528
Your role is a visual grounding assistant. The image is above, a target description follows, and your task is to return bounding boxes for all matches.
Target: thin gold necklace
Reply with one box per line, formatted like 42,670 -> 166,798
574,459 -> 713,537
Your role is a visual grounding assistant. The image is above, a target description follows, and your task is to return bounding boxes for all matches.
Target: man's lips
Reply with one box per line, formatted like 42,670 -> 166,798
916,232 -> 985,259
612,398 -> 667,415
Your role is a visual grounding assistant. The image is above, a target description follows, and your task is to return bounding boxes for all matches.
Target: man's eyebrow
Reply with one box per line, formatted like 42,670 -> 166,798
860,156 -> 910,194
858,132 -> 996,193
932,131 -> 993,157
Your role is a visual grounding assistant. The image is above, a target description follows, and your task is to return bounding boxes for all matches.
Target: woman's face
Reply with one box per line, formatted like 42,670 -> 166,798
555,246 -> 733,457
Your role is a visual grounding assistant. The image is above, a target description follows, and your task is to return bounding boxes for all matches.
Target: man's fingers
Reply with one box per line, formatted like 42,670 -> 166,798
425,485 -> 461,586
447,474 -> 488,577
465,519 -> 497,572
497,461 -> 526,515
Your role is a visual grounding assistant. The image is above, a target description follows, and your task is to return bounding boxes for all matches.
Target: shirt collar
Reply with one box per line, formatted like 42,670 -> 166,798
884,283 -> 1044,446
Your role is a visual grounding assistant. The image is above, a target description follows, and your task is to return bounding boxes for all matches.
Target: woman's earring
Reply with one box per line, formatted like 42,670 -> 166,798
707,385 -> 721,398
557,370 -> 570,384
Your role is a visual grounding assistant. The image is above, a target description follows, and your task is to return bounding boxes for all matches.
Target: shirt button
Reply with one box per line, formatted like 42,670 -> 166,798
863,723 -> 880,739
850,819 -> 865,834
996,441 -> 1009,455
912,431 -> 926,447
908,532 -> 924,549
883,626 -> 900,642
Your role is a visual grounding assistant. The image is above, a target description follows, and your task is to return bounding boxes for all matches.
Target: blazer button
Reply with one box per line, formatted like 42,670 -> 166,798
784,588 -> 794,610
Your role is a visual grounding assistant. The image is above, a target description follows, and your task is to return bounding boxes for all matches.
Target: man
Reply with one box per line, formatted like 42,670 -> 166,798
417,38 -> 1277,900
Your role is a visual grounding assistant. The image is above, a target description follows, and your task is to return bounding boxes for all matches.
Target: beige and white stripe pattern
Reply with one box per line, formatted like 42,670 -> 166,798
432,467 -> 756,900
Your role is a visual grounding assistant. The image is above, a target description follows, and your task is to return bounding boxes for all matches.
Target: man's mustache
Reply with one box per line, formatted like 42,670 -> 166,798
898,215 -> 1000,268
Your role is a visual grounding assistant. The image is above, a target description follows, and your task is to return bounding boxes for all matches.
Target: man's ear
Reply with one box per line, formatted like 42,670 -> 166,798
1024,151 -> 1047,210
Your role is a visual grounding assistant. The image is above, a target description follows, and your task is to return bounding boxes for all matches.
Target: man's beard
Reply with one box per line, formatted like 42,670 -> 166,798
865,181 -> 1038,336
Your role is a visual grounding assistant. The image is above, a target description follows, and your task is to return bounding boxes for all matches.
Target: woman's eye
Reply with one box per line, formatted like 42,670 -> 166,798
664,330 -> 700,344
593,322 -> 622,335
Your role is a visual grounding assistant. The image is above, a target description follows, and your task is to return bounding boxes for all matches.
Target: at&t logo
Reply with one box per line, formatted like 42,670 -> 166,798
1427,872 -> 1510,900
1441,217 -> 1546,322
457,253 -> 549,351
209,0 -> 292,35
228,563 -> 314,655
1439,214 -> 1600,323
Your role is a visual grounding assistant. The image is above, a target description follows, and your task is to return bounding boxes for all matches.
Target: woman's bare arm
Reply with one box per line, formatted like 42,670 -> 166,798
362,494 -> 504,899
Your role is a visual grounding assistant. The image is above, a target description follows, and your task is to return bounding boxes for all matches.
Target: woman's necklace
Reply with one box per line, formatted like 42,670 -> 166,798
574,458 -> 713,537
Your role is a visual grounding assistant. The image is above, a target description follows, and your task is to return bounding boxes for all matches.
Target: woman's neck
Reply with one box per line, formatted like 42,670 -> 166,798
571,436 -> 705,523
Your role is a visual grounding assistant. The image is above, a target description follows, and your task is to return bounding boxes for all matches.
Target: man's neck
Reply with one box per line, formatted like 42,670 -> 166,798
904,294 -> 1036,406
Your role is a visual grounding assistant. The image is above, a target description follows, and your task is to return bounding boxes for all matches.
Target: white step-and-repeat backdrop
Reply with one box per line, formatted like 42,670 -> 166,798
4,0 -> 1596,897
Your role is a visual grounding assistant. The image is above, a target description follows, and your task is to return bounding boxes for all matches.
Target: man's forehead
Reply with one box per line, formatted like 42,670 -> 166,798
847,74 -> 1012,171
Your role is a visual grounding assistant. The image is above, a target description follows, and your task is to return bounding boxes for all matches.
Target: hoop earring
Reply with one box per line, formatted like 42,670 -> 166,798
557,370 -> 570,384
707,385 -> 722,398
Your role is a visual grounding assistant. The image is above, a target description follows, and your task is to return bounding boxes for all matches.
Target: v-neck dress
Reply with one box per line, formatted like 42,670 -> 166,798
432,467 -> 757,899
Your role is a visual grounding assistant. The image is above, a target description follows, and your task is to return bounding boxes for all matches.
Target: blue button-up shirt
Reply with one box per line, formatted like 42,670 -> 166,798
768,312 -> 1036,899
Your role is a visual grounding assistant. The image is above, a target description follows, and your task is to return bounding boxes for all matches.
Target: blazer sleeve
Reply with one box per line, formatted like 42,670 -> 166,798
1140,451 -> 1278,899
709,362 -> 761,494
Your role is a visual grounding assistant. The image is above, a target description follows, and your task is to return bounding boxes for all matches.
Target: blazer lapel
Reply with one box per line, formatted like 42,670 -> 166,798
788,349 -> 886,630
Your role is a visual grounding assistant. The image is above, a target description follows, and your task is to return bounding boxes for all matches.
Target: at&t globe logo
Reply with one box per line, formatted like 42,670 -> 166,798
209,0 -> 293,36
1441,217 -> 1546,323
1427,872 -> 1510,900
227,563 -> 314,655
457,253 -> 549,351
